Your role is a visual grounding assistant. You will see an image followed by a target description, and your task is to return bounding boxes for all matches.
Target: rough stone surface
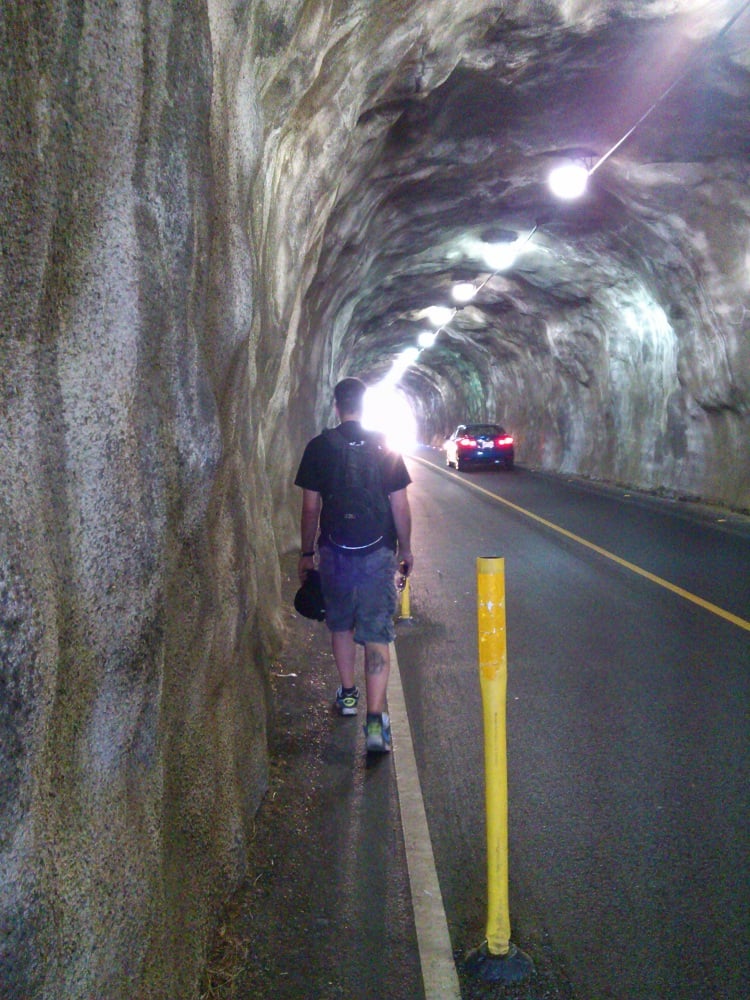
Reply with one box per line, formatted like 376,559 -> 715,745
1,0 -> 749,997
292,3 -> 750,511
1,3 -> 271,997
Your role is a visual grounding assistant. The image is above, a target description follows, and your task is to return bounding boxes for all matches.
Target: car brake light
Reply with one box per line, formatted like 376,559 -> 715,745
495,435 -> 514,446
458,436 -> 477,448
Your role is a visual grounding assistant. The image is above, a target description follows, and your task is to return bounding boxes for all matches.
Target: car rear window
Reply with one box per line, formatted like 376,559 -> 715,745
466,425 -> 503,436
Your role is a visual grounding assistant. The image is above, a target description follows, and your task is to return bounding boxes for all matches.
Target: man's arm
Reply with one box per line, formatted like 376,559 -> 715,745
299,488 -> 322,582
389,487 -> 414,575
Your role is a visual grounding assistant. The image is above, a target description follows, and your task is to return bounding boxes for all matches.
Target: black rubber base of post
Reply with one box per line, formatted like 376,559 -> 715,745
465,941 -> 535,983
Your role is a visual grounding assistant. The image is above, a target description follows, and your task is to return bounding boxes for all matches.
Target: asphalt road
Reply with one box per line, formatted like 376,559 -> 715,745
396,450 -> 750,1000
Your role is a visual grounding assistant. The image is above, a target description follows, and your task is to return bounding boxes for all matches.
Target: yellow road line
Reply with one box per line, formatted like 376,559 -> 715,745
411,456 -> 750,633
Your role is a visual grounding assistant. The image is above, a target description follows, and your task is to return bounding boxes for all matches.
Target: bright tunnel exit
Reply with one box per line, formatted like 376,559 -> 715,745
362,383 -> 418,455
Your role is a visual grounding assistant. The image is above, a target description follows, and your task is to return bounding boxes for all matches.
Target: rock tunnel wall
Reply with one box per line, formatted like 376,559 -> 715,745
1,1 -> 748,997
1,2 -> 275,996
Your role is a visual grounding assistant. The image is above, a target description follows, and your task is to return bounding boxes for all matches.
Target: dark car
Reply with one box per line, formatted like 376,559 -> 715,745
445,423 -> 515,471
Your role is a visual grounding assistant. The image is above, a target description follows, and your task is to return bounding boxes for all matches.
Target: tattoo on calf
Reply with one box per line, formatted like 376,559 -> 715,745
365,649 -> 386,675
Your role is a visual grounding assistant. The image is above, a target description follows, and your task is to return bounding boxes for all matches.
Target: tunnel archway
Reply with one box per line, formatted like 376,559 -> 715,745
284,5 -> 749,510
2,2 -> 749,996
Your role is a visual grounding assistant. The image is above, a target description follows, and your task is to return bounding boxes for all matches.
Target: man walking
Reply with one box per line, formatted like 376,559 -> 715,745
295,377 -> 414,752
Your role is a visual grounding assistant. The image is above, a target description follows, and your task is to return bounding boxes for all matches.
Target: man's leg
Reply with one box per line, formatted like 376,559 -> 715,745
364,642 -> 390,715
332,629 -> 357,689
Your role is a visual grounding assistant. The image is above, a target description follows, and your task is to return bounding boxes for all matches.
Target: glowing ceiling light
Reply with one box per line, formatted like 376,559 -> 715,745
425,305 -> 454,327
452,281 -> 477,303
417,330 -> 437,348
483,241 -> 518,271
548,162 -> 589,200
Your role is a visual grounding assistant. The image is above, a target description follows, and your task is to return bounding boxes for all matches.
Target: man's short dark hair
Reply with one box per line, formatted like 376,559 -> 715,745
334,377 -> 367,415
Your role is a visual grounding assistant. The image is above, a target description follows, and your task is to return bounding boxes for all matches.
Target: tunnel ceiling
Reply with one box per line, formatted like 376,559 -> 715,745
294,0 -> 750,481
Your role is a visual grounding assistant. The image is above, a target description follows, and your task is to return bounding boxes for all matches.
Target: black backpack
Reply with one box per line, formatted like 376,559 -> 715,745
319,427 -> 393,552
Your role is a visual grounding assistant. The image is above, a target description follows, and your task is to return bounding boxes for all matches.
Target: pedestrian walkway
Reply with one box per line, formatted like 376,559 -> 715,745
199,554 -> 424,1000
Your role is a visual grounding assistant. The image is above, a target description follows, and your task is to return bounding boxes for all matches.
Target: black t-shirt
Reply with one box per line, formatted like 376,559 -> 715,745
294,421 -> 412,551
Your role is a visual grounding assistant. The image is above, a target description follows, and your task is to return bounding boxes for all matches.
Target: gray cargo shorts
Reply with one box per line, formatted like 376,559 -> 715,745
318,544 -> 397,645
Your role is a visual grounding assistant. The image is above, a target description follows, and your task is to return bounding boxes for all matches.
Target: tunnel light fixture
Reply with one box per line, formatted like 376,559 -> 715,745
482,241 -> 519,272
547,2 -> 750,200
548,161 -> 589,200
480,223 -> 538,273
452,281 -> 477,303
418,330 -> 438,348
425,305 -> 454,327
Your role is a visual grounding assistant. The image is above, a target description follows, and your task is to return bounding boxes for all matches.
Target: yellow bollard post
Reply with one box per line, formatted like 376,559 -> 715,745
400,577 -> 412,619
477,556 -> 511,955
396,572 -> 413,622
465,556 -> 534,984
